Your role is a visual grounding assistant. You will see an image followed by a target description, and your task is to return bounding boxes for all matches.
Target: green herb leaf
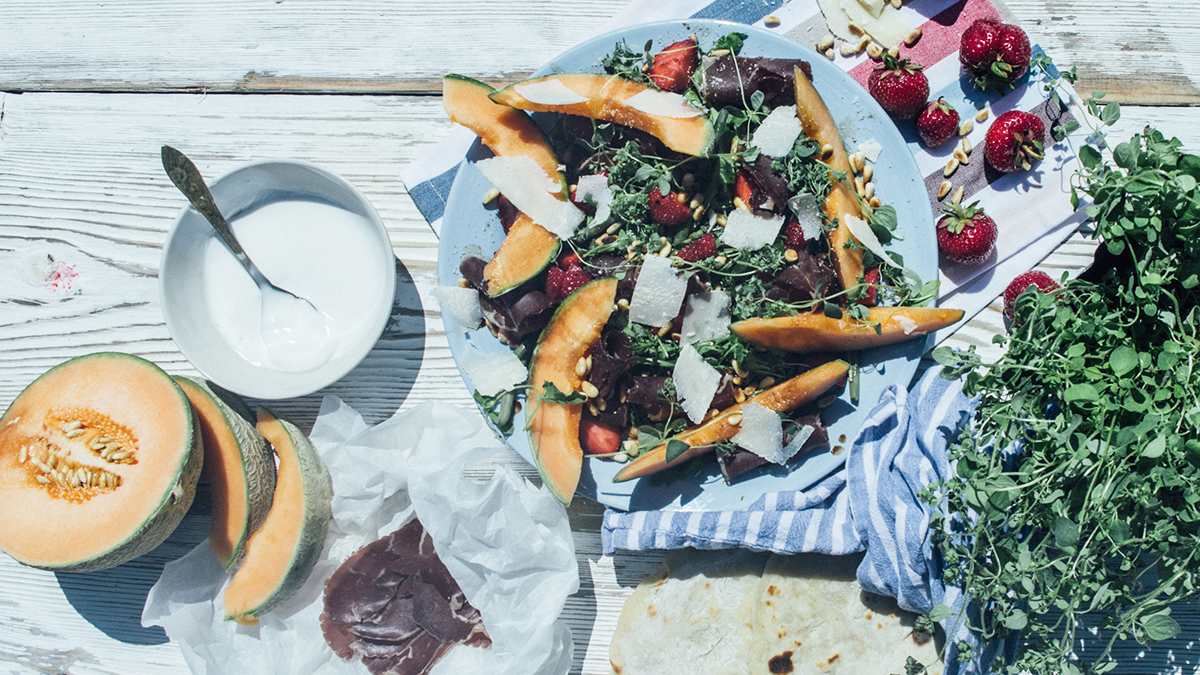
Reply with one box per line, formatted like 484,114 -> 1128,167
1141,612 -> 1181,642
1053,516 -> 1080,548
1108,345 -> 1138,376
1063,383 -> 1099,402
664,439 -> 691,463
539,382 -> 587,405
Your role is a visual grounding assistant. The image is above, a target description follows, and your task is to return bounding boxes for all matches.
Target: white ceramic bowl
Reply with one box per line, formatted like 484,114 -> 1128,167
160,160 -> 395,399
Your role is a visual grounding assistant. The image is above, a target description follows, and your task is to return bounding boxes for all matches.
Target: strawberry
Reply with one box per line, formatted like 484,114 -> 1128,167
936,201 -> 997,265
734,169 -> 755,206
959,18 -> 1031,92
859,267 -> 881,306
784,220 -> 808,250
676,233 -> 717,262
545,258 -> 593,300
917,98 -> 960,148
868,52 -> 929,120
984,110 -> 1045,173
647,37 -> 699,92
1002,270 -> 1061,320
558,252 -> 584,270
580,419 -> 623,456
545,265 -> 566,299
648,186 -> 692,226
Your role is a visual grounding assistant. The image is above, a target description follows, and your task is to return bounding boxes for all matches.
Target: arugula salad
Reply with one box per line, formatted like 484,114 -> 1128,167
443,29 -> 941,489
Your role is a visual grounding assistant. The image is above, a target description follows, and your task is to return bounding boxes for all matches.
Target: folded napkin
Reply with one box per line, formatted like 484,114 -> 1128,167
606,366 -> 1016,674
399,0 -> 1089,340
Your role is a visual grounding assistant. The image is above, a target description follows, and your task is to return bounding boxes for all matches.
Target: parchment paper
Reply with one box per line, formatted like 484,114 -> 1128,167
143,398 -> 579,675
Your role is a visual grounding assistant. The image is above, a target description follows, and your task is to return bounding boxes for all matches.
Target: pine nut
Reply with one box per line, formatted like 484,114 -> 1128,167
961,137 -> 973,155
711,48 -> 731,57
824,48 -> 836,61
854,176 -> 866,197
849,152 -> 864,174
617,298 -> 631,310
716,214 -> 728,227
890,0 -> 902,7
764,14 -> 781,26
951,186 -> 965,204
580,381 -> 599,399
606,223 -> 621,234
864,181 -> 875,200
733,197 -> 749,212
457,278 -> 470,288
904,28 -> 922,46
482,187 -> 500,204
944,157 -> 960,178
817,34 -> 835,52
575,356 -> 590,377
657,324 -> 673,338
959,120 -> 974,136
821,144 -> 834,159
937,180 -> 952,199
839,42 -> 860,57
785,248 -> 799,262
727,412 -> 744,425
866,42 -> 884,60
692,205 -> 705,221
975,108 -> 989,122
862,164 -> 873,183
848,22 -> 866,36
953,147 -> 970,165
869,196 -> 882,208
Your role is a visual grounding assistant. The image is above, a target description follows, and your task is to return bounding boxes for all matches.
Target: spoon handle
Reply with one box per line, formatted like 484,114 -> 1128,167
161,145 -> 254,275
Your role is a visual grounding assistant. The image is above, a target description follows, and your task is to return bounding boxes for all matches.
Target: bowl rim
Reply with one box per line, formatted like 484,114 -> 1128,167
159,158 -> 396,399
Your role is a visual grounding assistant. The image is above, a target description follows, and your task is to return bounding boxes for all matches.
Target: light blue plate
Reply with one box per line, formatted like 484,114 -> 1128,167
437,19 -> 936,512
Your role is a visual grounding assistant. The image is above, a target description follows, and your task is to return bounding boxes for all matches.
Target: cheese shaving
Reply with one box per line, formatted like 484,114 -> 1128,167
514,79 -> 590,106
623,90 -> 704,119
844,214 -> 901,268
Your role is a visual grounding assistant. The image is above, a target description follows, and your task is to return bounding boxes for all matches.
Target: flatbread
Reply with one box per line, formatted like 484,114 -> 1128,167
609,550 -> 942,675
751,552 -> 942,675
610,548 -> 771,675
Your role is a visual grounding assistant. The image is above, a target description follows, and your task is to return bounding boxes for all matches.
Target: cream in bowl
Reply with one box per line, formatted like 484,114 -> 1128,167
161,160 -> 395,399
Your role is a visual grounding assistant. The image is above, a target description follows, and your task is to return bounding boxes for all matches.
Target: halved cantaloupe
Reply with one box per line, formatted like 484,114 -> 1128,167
793,65 -> 865,292
174,377 -> 276,570
526,276 -> 618,505
613,360 -> 850,482
443,73 -> 563,296
730,307 -> 965,352
0,353 -> 203,572
490,73 -> 715,157
223,407 -> 332,625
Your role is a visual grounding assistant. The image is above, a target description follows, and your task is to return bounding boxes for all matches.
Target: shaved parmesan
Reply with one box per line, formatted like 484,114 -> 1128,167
623,90 -> 704,119
722,209 -> 786,251
431,286 -> 481,332
475,156 -> 584,239
787,193 -> 823,243
844,214 -> 901,268
857,139 -> 883,162
895,313 -> 918,335
575,173 -> 613,224
461,341 -> 527,397
514,79 -> 590,106
629,255 -> 688,327
731,403 -> 785,463
673,345 -> 721,424
750,105 -> 802,157
680,290 -> 731,346
817,0 -> 914,47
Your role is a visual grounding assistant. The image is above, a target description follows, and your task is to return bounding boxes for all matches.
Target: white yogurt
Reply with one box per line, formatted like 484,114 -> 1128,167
201,199 -> 391,374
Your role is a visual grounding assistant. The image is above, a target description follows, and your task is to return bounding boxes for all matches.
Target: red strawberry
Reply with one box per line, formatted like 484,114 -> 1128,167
558,252 -> 584,270
496,194 -> 518,232
580,419 -> 623,456
985,110 -> 1045,173
960,18 -> 1030,92
648,187 -> 692,226
868,53 -> 929,120
1002,271 -> 1061,320
917,98 -> 960,148
936,201 -> 997,265
859,267 -> 881,306
734,169 -> 755,205
545,260 -> 593,300
677,233 -> 717,262
545,265 -> 566,299
784,220 -> 808,250
647,37 -> 699,92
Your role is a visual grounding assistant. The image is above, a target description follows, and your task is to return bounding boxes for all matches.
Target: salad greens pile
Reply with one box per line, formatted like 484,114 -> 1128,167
930,109 -> 1200,673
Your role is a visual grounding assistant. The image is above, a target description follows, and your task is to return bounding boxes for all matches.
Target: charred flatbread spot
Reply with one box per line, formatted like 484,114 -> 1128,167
767,584 -> 779,596
826,653 -> 841,665
647,605 -> 657,617
768,650 -> 795,674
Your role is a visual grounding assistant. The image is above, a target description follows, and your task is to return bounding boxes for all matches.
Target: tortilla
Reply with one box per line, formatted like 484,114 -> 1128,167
751,552 -> 941,675
610,548 -> 771,675
610,550 -> 941,675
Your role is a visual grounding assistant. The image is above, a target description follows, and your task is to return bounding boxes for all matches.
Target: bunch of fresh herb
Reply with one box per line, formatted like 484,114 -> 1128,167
929,120 -> 1200,674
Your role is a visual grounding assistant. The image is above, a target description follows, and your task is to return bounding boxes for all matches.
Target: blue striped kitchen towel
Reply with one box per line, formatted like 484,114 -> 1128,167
602,365 -> 1019,674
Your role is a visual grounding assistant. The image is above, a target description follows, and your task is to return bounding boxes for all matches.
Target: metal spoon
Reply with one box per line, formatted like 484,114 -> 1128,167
161,145 -> 333,372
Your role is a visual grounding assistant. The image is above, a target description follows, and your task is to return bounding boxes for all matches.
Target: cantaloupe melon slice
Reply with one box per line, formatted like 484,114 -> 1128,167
174,377 -> 276,570
490,73 -> 715,157
730,307 -> 965,352
0,353 -> 203,572
223,407 -> 331,625
526,277 -> 618,505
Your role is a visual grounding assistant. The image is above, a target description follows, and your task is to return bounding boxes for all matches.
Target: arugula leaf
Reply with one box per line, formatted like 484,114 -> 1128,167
664,439 -> 691,463
713,32 -> 747,55
539,382 -> 587,405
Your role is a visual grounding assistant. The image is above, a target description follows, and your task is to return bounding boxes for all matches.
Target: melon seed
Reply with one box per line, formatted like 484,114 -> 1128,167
109,451 -> 130,462
64,429 -> 84,439
61,420 -> 83,433
18,446 -> 27,464
35,475 -> 49,485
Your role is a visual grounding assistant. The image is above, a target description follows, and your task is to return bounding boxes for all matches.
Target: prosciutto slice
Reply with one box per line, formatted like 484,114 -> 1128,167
321,519 -> 490,675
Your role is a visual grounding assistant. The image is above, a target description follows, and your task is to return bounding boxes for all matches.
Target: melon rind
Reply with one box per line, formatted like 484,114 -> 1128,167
174,376 -> 276,570
223,408 -> 332,624
0,352 -> 204,573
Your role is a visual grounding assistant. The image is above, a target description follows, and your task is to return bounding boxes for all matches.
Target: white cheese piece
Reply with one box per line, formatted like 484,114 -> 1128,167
854,0 -> 887,19
750,105 -> 802,157
731,402 -> 785,463
722,209 -> 786,251
895,313 -> 918,335
629,255 -> 688,327
575,173 -> 613,224
779,424 -> 817,463
431,286 -> 482,332
844,214 -> 901,268
680,290 -> 731,347
857,139 -> 884,163
673,345 -> 722,424
475,156 -> 584,239
460,341 -> 527,397
623,90 -> 705,119
514,79 -> 590,106
818,0 -> 914,47
787,193 -> 823,244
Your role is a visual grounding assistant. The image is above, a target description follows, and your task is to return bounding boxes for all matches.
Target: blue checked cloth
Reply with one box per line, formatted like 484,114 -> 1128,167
603,365 -> 1019,674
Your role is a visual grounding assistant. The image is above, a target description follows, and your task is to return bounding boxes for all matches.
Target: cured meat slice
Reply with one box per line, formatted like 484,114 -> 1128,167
322,518 -> 491,675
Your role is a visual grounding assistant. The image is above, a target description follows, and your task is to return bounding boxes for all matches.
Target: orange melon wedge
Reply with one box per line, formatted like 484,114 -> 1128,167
730,307 -> 965,352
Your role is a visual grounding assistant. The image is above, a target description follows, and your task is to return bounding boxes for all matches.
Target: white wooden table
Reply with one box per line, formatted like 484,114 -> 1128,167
1,1 -> 1198,673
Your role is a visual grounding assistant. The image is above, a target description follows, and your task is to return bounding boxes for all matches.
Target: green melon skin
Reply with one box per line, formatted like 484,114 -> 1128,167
174,376 -> 276,570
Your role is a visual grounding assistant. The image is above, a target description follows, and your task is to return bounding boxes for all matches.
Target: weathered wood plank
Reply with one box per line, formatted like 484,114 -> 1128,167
0,0 -> 1197,104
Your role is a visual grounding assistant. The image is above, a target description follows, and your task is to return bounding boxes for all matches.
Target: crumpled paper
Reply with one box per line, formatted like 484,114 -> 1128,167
142,398 -> 578,675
